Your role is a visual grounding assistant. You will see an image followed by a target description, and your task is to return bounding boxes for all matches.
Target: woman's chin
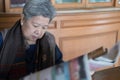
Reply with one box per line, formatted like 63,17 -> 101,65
27,39 -> 36,44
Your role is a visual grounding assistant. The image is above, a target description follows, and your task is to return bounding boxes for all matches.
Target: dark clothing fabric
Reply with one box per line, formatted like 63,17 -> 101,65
0,20 -> 63,80
0,21 -> 25,80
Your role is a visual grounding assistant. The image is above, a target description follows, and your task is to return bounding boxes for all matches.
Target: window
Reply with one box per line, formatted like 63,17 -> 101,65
51,0 -> 85,9
86,0 -> 114,8
5,0 -> 117,13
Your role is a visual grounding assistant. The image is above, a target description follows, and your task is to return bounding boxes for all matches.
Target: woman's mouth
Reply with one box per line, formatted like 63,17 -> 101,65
32,36 -> 38,40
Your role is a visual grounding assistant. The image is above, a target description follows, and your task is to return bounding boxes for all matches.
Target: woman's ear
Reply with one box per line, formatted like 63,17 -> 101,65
20,14 -> 25,26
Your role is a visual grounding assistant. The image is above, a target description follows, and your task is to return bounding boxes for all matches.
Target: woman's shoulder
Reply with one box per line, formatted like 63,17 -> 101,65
45,32 -> 54,37
0,29 -> 9,40
45,31 -> 55,41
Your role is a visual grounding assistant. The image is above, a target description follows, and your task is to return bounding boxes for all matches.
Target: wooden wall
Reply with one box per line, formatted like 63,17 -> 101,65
55,11 -> 120,61
0,11 -> 120,62
0,0 -> 4,12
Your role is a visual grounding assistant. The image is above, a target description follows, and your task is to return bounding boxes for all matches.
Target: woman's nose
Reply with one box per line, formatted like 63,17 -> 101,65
34,30 -> 40,35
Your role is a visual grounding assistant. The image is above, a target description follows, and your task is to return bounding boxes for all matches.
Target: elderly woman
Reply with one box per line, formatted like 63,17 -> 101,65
0,0 -> 63,79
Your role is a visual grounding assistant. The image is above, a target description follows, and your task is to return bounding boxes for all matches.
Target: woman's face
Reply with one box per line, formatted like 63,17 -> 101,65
21,16 -> 50,44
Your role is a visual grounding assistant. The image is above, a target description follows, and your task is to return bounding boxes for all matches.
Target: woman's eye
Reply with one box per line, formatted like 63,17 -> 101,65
42,26 -> 48,29
33,25 -> 38,27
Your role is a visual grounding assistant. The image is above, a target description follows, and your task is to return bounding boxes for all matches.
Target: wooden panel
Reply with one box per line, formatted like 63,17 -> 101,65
56,11 -> 120,61
0,14 -> 20,30
0,0 -> 4,12
115,0 -> 120,7
0,22 -> 16,30
60,31 -> 117,61
61,18 -> 120,28
57,11 -> 120,20
59,11 -> 120,28
92,66 -> 120,80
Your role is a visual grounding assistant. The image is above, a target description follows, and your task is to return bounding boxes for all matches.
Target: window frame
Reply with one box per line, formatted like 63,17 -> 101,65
5,0 -> 117,13
5,0 -> 23,13
86,0 -> 115,8
51,0 -> 86,9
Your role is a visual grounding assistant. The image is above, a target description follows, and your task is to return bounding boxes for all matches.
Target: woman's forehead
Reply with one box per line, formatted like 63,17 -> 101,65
27,16 -> 50,24
33,16 -> 49,20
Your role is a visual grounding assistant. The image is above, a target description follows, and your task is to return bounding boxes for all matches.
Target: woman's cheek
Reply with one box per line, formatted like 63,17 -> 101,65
40,30 -> 45,39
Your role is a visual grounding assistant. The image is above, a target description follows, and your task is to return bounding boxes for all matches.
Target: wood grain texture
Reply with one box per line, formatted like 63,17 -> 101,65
92,66 -> 120,80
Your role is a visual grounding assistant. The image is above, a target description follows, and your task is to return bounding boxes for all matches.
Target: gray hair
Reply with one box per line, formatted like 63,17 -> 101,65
23,0 -> 56,22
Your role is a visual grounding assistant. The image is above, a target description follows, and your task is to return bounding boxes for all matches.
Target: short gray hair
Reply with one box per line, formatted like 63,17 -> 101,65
23,0 -> 56,22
